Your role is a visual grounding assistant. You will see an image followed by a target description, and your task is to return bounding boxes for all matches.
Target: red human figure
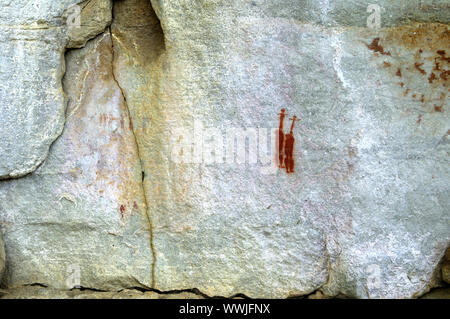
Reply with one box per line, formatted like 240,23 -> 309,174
284,115 -> 299,173
277,109 -> 286,168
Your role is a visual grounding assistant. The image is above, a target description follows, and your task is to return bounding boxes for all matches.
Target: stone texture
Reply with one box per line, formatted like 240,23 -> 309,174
0,286 -> 202,299
67,0 -> 113,48
0,0 -> 448,299
0,0 -> 111,179
125,0 -> 447,298
0,32 -> 153,290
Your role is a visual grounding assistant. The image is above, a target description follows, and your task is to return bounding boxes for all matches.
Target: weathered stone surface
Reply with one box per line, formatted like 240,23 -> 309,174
0,0 -> 448,299
0,286 -> 202,299
140,0 -> 448,298
0,0 -> 111,179
67,0 -> 113,48
0,32 -> 153,290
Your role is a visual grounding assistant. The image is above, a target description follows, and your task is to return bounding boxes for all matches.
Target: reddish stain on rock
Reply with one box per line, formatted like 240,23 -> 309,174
428,72 -> 437,83
417,114 -> 422,125
437,50 -> 450,62
440,70 -> 450,81
396,68 -> 402,77
434,105 -> 443,112
366,38 -> 391,56
120,205 -> 126,217
414,62 -> 426,75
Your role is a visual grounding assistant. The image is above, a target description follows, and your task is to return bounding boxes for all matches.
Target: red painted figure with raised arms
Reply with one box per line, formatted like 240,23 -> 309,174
284,115 -> 299,173
277,109 -> 286,168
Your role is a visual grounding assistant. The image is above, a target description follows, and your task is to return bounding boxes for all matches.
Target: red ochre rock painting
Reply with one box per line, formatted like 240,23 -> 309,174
277,109 -> 299,174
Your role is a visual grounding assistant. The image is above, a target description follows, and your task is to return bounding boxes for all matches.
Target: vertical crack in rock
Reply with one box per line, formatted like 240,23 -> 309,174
108,23 -> 156,288
107,0 -> 166,289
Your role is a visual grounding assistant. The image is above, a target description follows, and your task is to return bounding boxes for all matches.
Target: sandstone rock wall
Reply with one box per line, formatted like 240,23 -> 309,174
0,0 -> 448,298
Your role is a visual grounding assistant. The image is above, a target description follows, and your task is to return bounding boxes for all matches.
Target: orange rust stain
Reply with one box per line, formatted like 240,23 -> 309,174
369,23 -> 449,108
366,23 -> 450,119
382,24 -> 449,51
437,50 -> 450,62
366,37 -> 391,56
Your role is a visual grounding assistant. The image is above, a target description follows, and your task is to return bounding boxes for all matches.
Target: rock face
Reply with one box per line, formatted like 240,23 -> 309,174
0,286 -> 202,299
0,31 -> 153,290
0,0 -> 449,298
139,0 -> 449,298
0,0 -> 111,179
67,0 -> 113,48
